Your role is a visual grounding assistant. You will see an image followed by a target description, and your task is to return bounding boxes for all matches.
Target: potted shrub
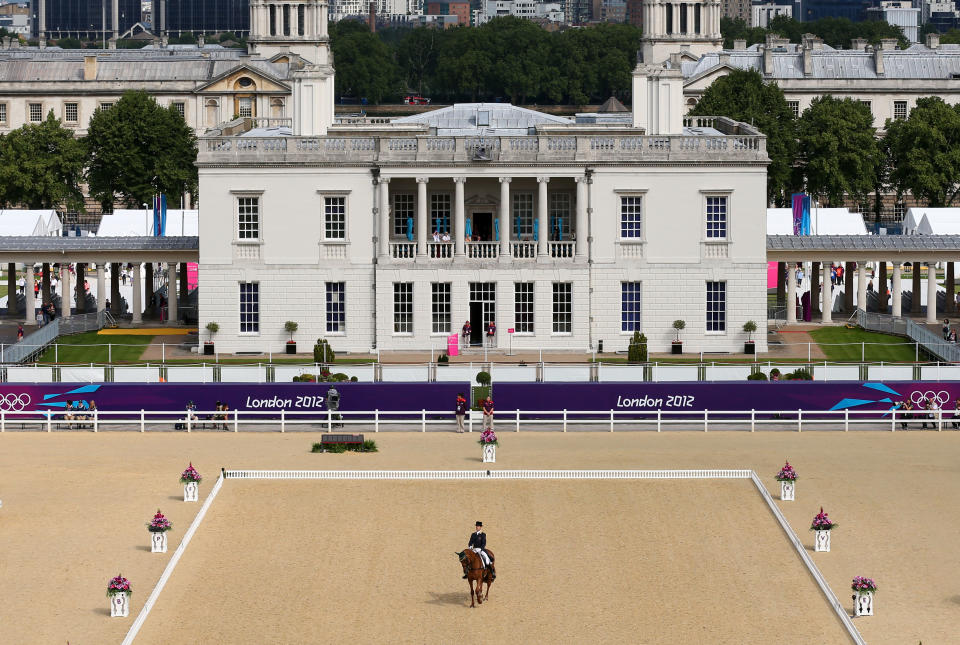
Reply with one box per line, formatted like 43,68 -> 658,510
851,576 -> 877,616
147,509 -> 173,553
204,322 -> 219,355
285,321 -> 298,354
479,428 -> 498,463
810,507 -> 835,552
107,574 -> 131,617
437,353 -> 449,366
671,320 -> 685,354
180,462 -> 202,502
743,320 -> 758,355
775,460 -> 797,501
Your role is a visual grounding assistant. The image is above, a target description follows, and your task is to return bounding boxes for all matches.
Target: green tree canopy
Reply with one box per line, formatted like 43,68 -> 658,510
85,90 -> 198,211
689,69 -> 798,205
0,111 -> 85,210
884,97 -> 960,206
330,20 -> 401,103
797,96 -> 880,207
767,15 -> 908,49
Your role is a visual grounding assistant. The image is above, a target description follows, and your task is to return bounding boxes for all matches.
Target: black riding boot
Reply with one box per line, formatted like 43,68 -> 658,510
488,563 -> 496,579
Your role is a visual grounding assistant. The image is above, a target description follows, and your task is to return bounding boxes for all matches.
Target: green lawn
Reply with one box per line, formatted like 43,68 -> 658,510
38,332 -> 153,364
808,327 -> 918,362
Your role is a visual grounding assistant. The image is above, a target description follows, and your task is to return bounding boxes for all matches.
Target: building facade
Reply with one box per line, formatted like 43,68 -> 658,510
153,0 -> 250,36
35,0 -> 143,39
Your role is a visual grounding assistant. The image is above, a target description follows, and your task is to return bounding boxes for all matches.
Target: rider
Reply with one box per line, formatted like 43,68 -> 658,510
464,521 -> 496,579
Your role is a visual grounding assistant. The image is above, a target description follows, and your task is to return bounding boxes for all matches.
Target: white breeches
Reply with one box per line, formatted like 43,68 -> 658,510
472,547 -> 490,566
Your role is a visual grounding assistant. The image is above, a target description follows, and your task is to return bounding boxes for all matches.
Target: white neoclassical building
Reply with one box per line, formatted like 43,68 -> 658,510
197,0 -> 769,356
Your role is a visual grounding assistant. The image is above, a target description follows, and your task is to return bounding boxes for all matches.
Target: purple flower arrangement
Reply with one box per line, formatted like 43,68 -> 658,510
478,429 -> 498,446
851,576 -> 877,593
147,509 -> 172,533
179,462 -> 202,484
107,574 -> 132,596
810,507 -> 836,531
775,460 -> 798,482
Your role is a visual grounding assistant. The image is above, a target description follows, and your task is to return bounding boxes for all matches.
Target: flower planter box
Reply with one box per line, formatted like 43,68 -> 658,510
854,591 -> 874,616
780,480 -> 795,501
814,529 -> 831,552
671,342 -> 682,355
482,444 -> 496,463
183,481 -> 199,502
286,342 -> 297,354
150,531 -> 168,553
110,592 -> 130,618
744,342 -> 756,355
203,342 -> 214,356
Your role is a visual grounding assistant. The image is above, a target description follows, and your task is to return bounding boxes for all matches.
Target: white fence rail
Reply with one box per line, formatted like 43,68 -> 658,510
0,406 -> 952,433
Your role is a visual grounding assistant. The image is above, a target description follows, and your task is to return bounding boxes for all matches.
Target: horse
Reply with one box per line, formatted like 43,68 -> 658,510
456,549 -> 495,607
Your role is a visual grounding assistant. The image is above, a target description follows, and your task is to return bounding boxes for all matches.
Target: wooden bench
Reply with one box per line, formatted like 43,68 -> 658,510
321,434 -> 364,447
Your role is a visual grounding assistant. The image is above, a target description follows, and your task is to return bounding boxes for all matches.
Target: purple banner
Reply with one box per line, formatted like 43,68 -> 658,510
0,382 -> 469,416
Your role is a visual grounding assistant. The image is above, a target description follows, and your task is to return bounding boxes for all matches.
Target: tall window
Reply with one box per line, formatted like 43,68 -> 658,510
706,281 -> 726,332
894,100 -> 908,121
237,196 -> 260,240
431,283 -> 451,333
393,283 -> 413,333
238,97 -> 253,117
172,102 -> 185,119
513,193 -> 534,238
430,194 -> 451,234
0,103 -> 6,123
787,101 -> 800,118
549,193 -> 572,238
28,103 -> 42,122
514,282 -> 534,334
239,282 -> 259,333
894,200 -> 905,220
470,282 -> 497,327
325,282 -> 345,333
99,102 -> 113,111
393,194 -> 414,236
620,196 -> 643,239
324,196 -> 346,240
552,283 -> 572,333
64,103 -> 78,123
621,282 -> 642,332
706,196 -> 728,239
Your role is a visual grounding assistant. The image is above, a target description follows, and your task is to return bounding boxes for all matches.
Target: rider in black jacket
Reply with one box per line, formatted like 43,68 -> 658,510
464,521 -> 495,579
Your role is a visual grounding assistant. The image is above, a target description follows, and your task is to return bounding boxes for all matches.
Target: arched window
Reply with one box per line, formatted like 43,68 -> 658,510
271,98 -> 285,118
205,99 -> 219,126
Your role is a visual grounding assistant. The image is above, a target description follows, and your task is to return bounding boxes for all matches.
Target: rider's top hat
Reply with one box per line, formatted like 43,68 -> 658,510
475,521 -> 482,526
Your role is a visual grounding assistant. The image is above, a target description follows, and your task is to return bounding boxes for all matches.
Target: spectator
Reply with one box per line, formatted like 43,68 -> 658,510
482,396 -> 494,431
17,324 -> 23,341
462,320 -> 472,343
943,319 -> 950,339
951,400 -> 960,430
486,321 -> 496,338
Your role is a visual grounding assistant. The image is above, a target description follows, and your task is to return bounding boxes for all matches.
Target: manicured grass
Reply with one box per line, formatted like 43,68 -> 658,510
808,327 -> 918,362
37,332 -> 153,364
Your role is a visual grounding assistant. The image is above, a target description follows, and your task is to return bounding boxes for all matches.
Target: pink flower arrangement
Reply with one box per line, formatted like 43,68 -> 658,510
147,509 -> 172,533
775,460 -> 798,482
179,462 -> 202,484
810,507 -> 836,531
851,576 -> 877,593
107,574 -> 131,596
478,429 -> 498,446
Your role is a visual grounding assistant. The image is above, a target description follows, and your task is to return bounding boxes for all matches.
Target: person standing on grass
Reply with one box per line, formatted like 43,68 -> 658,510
482,396 -> 494,430
455,392 -> 468,433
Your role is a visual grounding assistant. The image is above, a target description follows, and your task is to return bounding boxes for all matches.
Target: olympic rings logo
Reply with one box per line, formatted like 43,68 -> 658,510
0,393 -> 31,411
909,390 -> 950,405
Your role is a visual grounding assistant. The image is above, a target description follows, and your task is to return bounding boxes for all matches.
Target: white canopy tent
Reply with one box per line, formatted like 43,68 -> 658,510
96,210 -> 198,237
0,209 -> 62,237
904,208 -> 960,235
767,208 -> 868,235
915,210 -> 960,235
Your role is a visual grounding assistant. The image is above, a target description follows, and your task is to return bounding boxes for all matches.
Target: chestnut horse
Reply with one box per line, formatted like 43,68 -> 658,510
456,549 -> 495,607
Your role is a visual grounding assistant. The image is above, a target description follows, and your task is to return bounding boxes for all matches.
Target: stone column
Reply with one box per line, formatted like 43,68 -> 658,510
912,262 -> 922,314
821,262 -> 832,323
23,264 -> 35,325
786,263 -> 797,324
947,262 -> 956,313
167,263 -> 178,323
575,176 -> 587,258
96,264 -> 106,312
499,177 -> 511,257
110,263 -> 121,315
878,261 -> 888,313
454,177 -> 466,257
132,264 -> 142,324
379,177 -> 391,257
60,264 -> 71,319
42,263 -> 51,304
179,262 -> 188,306
844,261 -> 855,313
927,262 -> 938,324
416,177 -> 428,257
892,262 -> 902,318
75,263 -> 86,313
811,261 -> 820,317
776,262 -> 786,306
144,263 -> 154,318
6,263 -> 16,316
537,177 -> 549,256
857,263 -> 867,312
672,3 -> 680,33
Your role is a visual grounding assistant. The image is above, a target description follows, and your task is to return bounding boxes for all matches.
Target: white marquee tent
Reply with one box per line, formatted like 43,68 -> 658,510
96,209 -> 198,237
767,208 -> 868,235
0,209 -> 62,237
903,207 -> 960,235
914,209 -> 960,235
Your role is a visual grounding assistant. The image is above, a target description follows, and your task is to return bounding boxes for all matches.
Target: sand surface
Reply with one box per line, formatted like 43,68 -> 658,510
1,431 -> 958,644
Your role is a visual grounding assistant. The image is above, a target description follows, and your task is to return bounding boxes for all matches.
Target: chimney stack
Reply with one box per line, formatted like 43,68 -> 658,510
802,44 -> 812,76
83,55 -> 98,81
850,38 -> 867,51
198,34 -> 205,47
369,2 -> 376,32
873,45 -> 885,75
733,39 -> 747,51
880,38 -> 898,51
762,45 -> 773,75
926,32 -> 940,49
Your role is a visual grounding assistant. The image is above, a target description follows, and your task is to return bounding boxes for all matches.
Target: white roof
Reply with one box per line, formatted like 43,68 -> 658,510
917,211 -> 960,235
906,207 -> 960,234
767,208 -> 867,235
0,209 -> 61,236
392,103 -> 572,136
97,209 -> 198,237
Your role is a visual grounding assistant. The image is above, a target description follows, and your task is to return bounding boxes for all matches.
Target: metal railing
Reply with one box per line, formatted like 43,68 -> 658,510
858,309 -> 960,362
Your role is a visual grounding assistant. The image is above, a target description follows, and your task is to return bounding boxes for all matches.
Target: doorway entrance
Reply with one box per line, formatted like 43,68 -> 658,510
472,212 -> 493,242
469,282 -> 496,346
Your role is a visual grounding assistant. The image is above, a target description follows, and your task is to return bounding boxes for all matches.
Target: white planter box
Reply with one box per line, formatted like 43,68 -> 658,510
780,480 -> 795,501
482,443 -> 496,463
854,591 -> 874,616
110,591 -> 130,617
151,531 -> 168,553
183,481 -> 199,502
814,529 -> 831,552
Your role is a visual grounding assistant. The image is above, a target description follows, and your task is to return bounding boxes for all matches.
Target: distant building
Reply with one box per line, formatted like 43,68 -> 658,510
865,2 -> 918,43
0,12 -> 28,35
721,0 -> 750,24
479,0 -> 536,22
35,0 -> 143,40
332,0 -> 423,21
152,0 -> 250,36
797,0 -> 869,22
426,1 -> 470,24
626,0 -> 643,25
752,3 -> 791,27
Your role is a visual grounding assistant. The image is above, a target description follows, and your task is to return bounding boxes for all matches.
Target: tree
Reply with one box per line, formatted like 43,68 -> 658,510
0,111 -> 85,210
85,91 -> 198,211
797,96 -> 880,207
689,69 -> 798,205
330,21 -> 400,103
885,97 -> 960,206
396,27 -> 438,97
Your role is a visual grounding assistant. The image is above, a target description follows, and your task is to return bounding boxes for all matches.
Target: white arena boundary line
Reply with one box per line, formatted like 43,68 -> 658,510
121,469 -> 864,645
120,472 -> 225,645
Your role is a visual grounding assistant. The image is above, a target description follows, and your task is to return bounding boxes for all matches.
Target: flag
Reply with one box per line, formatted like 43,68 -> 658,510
153,194 -> 167,236
792,193 -> 811,236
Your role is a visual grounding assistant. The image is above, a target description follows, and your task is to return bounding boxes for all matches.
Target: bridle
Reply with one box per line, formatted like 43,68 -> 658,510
459,551 -> 485,573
